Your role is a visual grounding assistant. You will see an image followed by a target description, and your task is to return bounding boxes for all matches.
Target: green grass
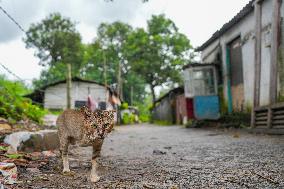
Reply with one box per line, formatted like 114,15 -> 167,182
153,120 -> 173,126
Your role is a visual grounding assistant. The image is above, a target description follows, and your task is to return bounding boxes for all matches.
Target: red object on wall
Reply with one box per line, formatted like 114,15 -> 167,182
186,98 -> 195,119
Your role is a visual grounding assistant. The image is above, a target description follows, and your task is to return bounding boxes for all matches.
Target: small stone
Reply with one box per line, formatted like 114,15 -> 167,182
27,168 -> 40,173
42,150 -> 56,157
164,146 -> 172,150
0,123 -> 12,131
153,150 -> 167,155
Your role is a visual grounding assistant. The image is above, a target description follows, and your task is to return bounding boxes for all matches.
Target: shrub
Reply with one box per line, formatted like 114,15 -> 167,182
139,114 -> 149,122
135,101 -> 151,123
153,120 -> 172,126
0,75 -> 46,124
122,113 -> 130,124
121,112 -> 136,125
120,102 -> 129,110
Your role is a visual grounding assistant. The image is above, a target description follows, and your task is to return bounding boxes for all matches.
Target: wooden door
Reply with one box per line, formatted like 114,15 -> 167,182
229,37 -> 244,111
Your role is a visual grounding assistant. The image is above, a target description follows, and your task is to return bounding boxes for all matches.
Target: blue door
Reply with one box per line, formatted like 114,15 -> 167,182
193,95 -> 220,120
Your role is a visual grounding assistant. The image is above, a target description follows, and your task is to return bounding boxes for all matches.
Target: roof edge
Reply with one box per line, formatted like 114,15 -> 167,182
196,0 -> 255,52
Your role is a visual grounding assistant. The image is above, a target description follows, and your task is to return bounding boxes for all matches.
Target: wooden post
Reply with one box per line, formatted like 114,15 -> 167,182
117,61 -> 123,101
251,0 -> 262,128
267,108 -> 272,128
269,0 -> 281,105
103,50 -> 108,101
268,0 -> 281,128
66,63 -> 72,109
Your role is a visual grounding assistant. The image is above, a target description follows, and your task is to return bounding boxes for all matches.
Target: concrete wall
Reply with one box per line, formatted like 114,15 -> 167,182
200,0 -> 275,109
44,82 -> 108,109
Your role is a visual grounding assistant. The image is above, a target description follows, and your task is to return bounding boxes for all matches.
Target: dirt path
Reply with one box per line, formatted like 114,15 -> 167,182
15,124 -> 284,188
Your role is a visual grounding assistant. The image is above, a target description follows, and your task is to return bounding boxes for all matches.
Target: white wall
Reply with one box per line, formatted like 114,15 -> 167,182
44,81 -> 108,109
200,0 -> 274,108
259,0 -> 273,106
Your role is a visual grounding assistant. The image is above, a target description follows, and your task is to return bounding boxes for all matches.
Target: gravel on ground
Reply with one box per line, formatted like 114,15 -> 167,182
11,124 -> 284,189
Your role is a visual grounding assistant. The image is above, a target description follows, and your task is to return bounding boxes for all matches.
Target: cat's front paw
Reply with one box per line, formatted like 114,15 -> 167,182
90,175 -> 100,183
62,168 -> 70,173
62,170 -> 75,176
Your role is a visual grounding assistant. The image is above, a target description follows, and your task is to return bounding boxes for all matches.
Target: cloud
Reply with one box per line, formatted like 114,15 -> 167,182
0,0 -> 44,42
0,0 -> 145,43
0,37 -> 42,81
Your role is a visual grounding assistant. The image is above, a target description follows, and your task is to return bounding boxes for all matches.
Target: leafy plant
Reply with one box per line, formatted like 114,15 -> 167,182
122,113 -> 130,124
120,102 -> 129,110
0,146 -> 8,151
5,154 -> 24,159
0,75 -> 46,124
121,112 -> 136,125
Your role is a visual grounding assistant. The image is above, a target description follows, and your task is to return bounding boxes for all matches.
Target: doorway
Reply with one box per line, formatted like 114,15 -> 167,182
228,37 -> 245,112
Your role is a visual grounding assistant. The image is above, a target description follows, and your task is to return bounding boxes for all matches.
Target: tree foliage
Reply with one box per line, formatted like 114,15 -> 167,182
24,13 -> 82,67
24,13 -> 83,90
82,21 -> 147,104
125,14 -> 193,104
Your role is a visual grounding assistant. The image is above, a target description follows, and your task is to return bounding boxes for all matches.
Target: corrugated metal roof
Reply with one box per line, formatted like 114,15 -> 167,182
196,0 -> 255,52
40,76 -> 107,90
154,87 -> 184,104
183,63 -> 218,70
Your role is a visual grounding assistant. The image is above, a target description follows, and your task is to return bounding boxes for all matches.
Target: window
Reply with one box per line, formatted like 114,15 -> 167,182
184,66 -> 217,98
75,101 -> 87,108
192,68 -> 216,96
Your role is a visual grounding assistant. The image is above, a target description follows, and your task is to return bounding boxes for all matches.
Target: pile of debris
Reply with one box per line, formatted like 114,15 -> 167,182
0,117 -> 60,187
0,142 -> 57,187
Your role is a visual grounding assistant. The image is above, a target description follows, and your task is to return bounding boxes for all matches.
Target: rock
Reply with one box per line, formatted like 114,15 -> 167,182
27,168 -> 40,173
42,150 -> 56,157
0,124 -> 12,131
6,146 -> 17,154
164,146 -> 172,150
43,114 -> 58,127
0,117 -> 8,123
153,150 -> 167,155
0,118 -> 12,131
0,162 -> 17,184
4,130 -> 59,153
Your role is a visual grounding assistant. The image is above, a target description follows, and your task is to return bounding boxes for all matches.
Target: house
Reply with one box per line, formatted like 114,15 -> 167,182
26,77 -> 121,110
195,0 -> 284,129
152,87 -> 187,124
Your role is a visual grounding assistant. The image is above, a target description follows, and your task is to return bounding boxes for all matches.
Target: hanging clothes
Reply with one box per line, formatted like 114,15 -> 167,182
87,95 -> 97,111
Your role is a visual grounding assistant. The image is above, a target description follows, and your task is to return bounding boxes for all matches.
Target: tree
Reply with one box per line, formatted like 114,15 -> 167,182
24,13 -> 83,109
96,22 -> 133,100
125,14 -> 193,105
82,21 -> 139,102
82,40 -> 147,105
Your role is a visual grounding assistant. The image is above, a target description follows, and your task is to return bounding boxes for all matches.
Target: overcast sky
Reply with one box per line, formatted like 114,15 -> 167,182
0,0 -> 250,83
